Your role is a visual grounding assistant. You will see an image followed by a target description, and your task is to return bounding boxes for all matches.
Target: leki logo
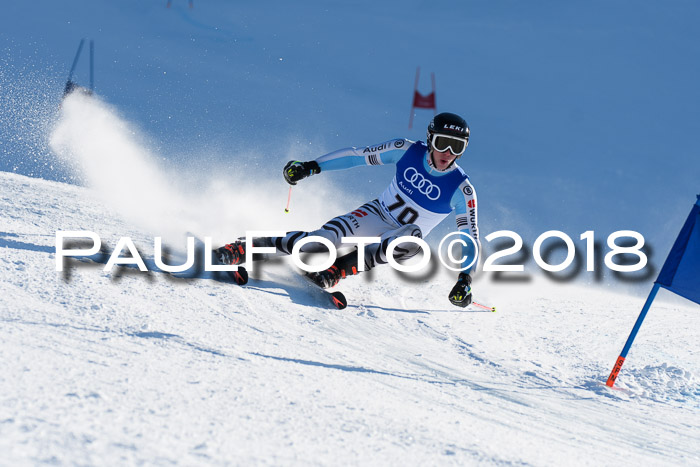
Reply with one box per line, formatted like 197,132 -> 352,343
443,124 -> 465,132
403,168 -> 441,200
468,200 -> 476,208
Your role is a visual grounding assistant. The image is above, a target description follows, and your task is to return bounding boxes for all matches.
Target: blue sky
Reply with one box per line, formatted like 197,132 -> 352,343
2,0 -> 699,275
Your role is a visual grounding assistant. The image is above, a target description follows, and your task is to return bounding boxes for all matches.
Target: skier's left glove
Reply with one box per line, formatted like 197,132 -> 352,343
448,272 -> 472,308
283,160 -> 321,185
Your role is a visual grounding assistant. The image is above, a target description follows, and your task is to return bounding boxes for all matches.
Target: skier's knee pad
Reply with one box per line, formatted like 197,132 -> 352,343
382,224 -> 424,258
392,223 -> 422,240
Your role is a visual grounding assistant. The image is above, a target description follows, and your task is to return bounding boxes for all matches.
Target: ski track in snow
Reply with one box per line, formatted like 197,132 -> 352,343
1,170 -> 699,465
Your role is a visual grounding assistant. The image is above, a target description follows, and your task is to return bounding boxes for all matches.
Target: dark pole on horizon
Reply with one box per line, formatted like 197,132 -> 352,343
89,40 -> 94,92
64,39 -> 85,96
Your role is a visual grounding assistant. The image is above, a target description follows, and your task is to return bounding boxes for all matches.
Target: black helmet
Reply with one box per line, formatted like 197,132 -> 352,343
427,112 -> 470,149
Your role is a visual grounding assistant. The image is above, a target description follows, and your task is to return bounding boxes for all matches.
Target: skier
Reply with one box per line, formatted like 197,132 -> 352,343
216,112 -> 480,308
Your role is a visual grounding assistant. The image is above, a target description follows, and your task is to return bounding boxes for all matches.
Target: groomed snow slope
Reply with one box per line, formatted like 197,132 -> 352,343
1,170 -> 699,465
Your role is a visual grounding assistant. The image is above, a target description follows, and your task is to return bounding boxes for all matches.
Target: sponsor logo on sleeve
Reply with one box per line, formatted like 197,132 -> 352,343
394,139 -> 405,149
363,142 -> 391,153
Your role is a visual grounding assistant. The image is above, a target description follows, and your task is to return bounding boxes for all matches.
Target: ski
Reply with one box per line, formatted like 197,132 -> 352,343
210,239 -> 346,308
203,235 -> 249,285
301,273 -> 348,310
226,266 -> 249,285
223,263 -> 346,309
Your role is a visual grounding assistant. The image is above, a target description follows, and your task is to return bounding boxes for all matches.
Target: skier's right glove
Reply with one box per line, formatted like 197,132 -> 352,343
283,160 -> 321,185
448,272 -> 473,308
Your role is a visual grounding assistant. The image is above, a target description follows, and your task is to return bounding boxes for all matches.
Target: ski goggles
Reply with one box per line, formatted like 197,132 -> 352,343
431,134 -> 468,155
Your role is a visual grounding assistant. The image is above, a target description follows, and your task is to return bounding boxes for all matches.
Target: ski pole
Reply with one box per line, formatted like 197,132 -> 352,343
472,301 -> 496,312
284,186 -> 293,213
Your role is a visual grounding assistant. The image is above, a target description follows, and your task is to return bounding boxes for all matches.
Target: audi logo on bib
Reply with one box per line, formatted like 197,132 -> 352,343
403,168 -> 441,200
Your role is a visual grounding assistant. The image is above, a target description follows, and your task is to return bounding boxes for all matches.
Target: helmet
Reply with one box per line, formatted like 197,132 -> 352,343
427,112 -> 470,151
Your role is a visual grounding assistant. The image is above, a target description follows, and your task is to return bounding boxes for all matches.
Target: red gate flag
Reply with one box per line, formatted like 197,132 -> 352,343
408,67 -> 436,129
412,89 -> 435,109
655,195 -> 700,305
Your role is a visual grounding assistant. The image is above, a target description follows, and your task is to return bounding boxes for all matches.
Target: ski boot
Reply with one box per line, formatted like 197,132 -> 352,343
215,237 -> 274,266
307,250 -> 359,289
215,240 -> 247,266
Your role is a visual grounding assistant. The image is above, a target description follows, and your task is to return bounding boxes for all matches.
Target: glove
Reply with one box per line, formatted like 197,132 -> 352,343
283,160 -> 321,185
448,272 -> 472,308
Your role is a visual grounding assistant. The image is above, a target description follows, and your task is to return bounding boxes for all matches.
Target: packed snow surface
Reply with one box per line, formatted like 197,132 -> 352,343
3,1 -> 700,464
1,169 -> 699,464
